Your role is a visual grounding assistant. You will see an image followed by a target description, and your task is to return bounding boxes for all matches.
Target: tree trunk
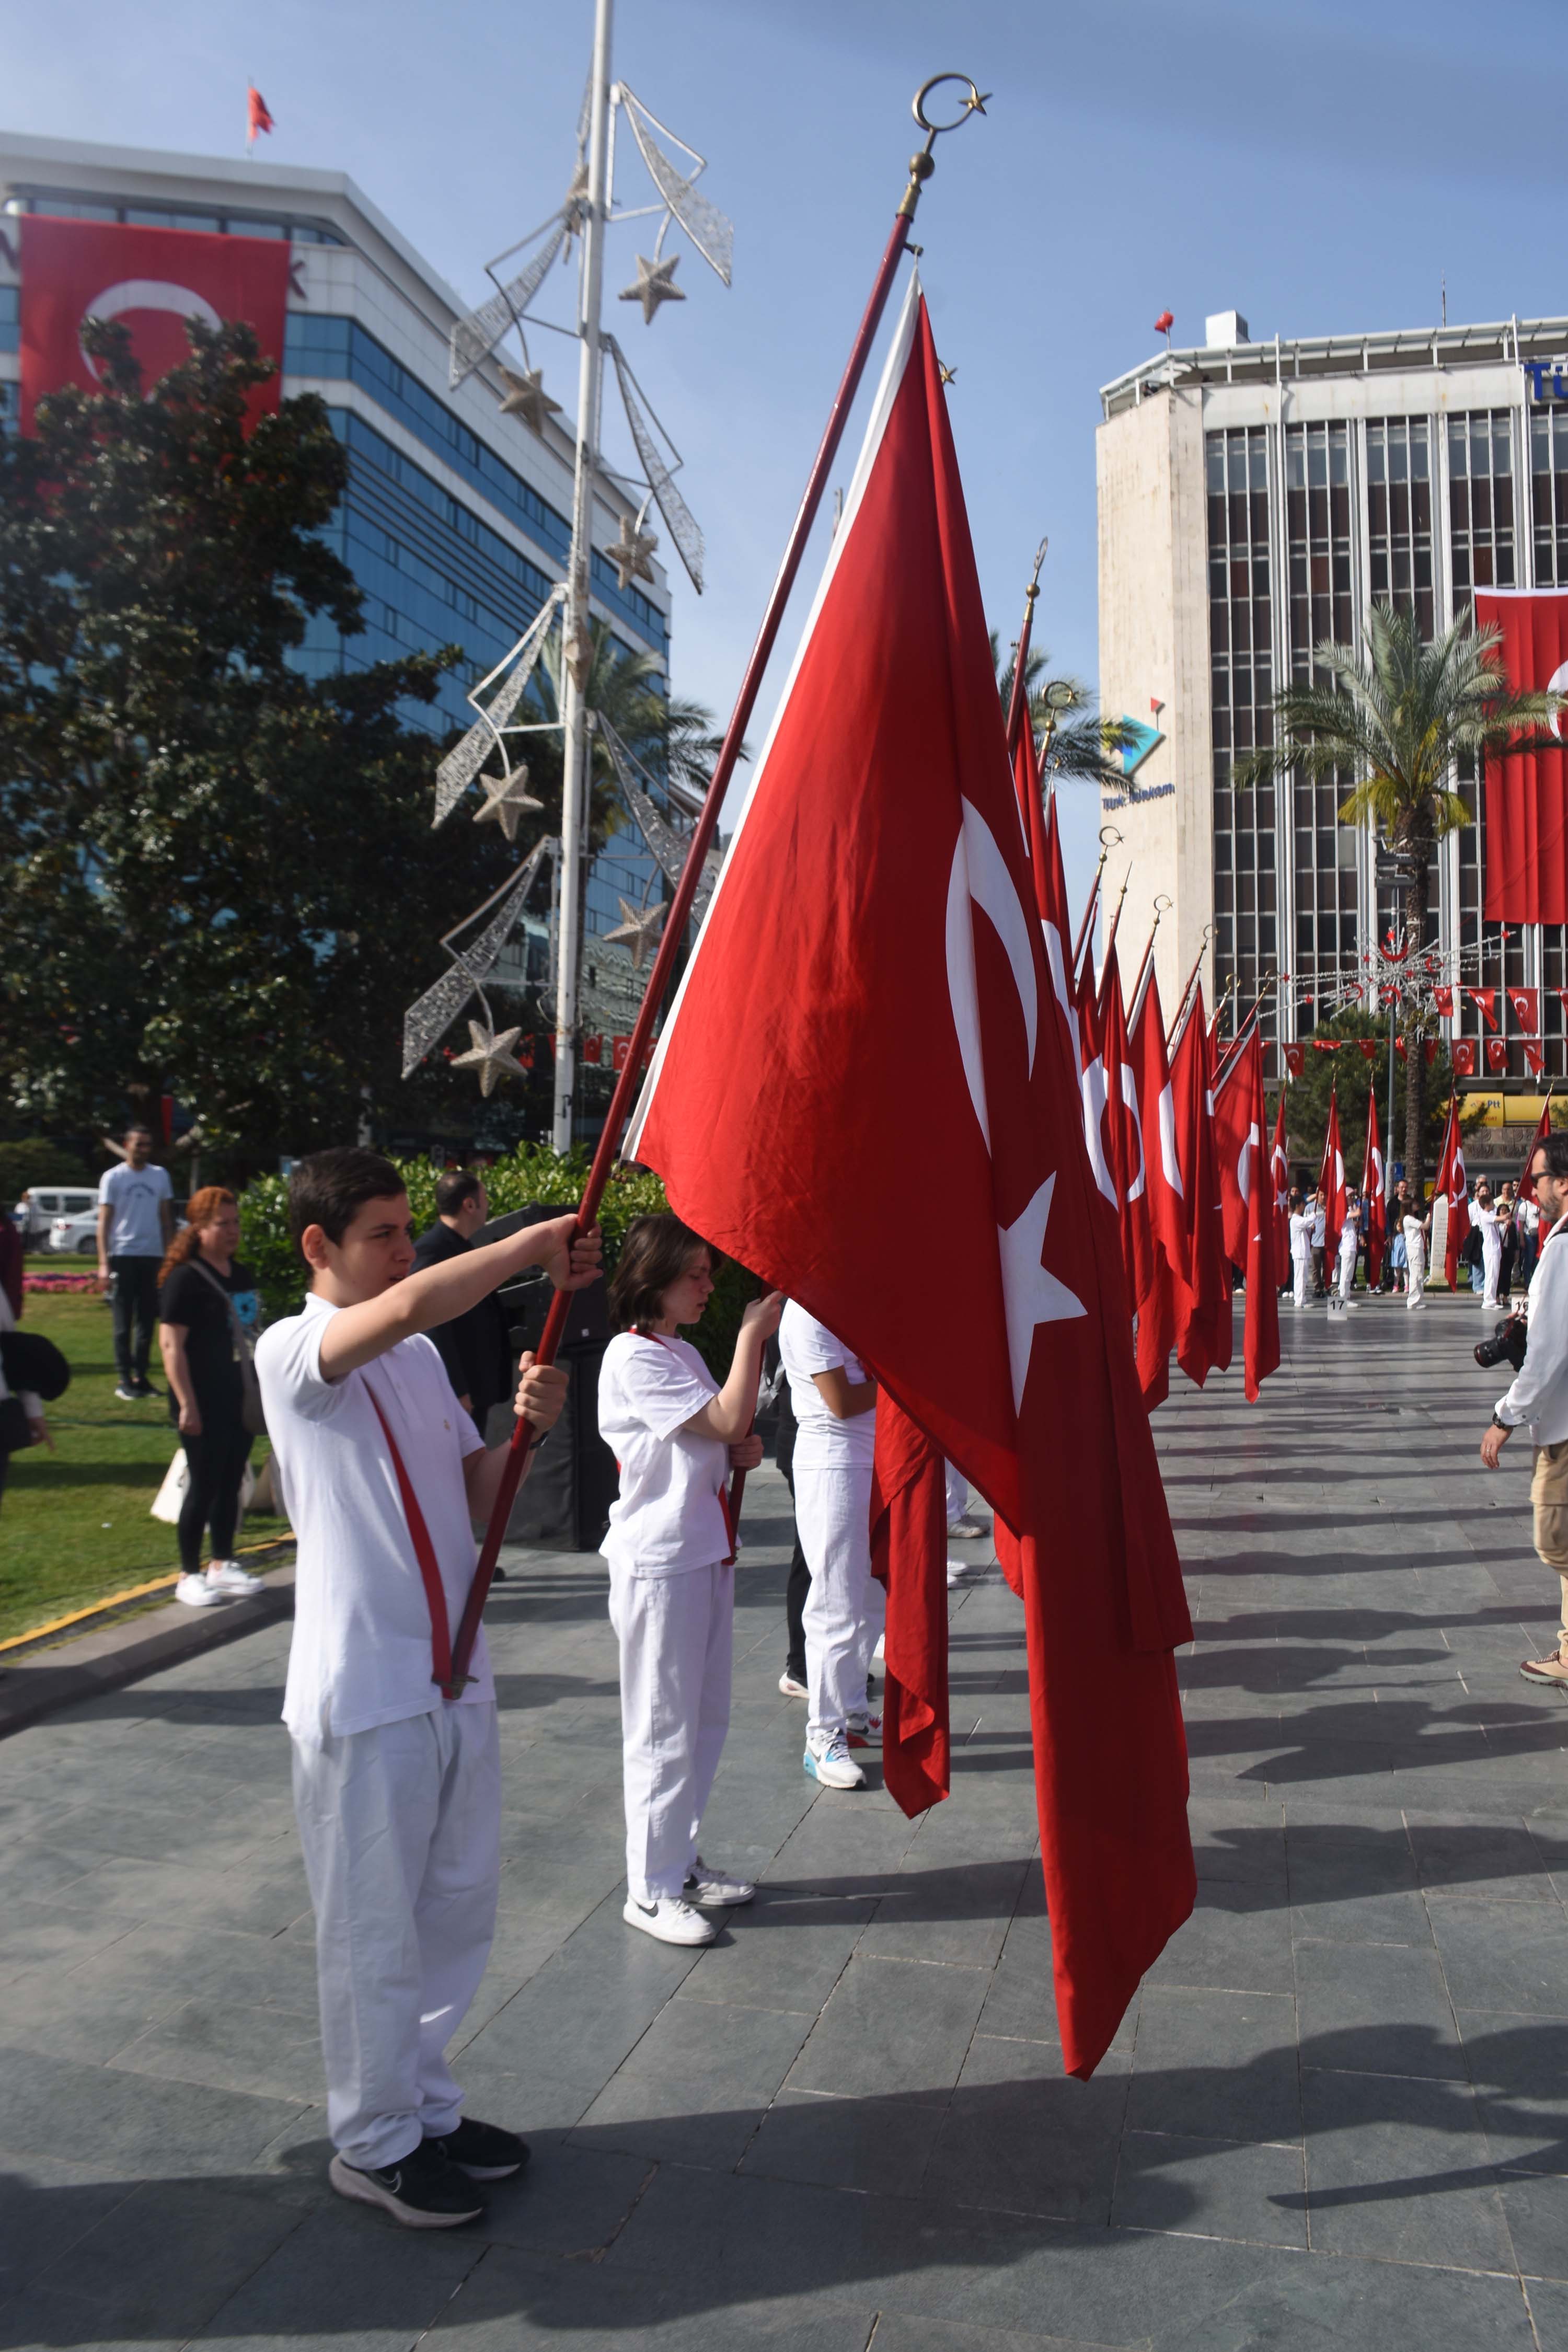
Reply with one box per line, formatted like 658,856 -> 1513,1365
1402,822 -> 1433,1204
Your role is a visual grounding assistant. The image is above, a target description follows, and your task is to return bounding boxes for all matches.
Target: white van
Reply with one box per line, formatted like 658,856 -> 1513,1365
13,1186 -> 98,1246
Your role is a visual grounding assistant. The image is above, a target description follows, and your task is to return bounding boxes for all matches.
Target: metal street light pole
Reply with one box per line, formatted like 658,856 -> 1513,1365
553,0 -> 614,1153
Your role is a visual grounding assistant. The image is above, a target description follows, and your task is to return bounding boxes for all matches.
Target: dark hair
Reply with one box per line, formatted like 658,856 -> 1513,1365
1537,1133 -> 1568,1184
124,1123 -> 153,1141
289,1147 -> 406,1254
435,1167 -> 483,1218
608,1213 -> 712,1332
1288,1187 -> 1304,1210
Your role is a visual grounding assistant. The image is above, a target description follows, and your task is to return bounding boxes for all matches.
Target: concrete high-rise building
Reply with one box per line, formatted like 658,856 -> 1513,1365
1097,308 -> 1568,1078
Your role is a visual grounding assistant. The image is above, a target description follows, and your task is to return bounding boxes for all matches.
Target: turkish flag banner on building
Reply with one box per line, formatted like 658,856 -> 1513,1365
1486,1036 -> 1508,1074
1509,987 -> 1540,1030
1284,1043 -> 1304,1078
625,283 -> 1193,2074
1467,988 -> 1499,1031
1452,1039 -> 1477,1077
1475,589 -> 1568,923
1434,985 -> 1455,1018
20,214 -> 290,436
1526,1043 -> 1546,1075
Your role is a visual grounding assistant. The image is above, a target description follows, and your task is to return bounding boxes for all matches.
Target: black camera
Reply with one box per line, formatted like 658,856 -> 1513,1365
1474,1315 -> 1528,1374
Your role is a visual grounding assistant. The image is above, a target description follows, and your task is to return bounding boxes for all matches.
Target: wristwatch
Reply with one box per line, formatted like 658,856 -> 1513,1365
1491,1411 -> 1513,1431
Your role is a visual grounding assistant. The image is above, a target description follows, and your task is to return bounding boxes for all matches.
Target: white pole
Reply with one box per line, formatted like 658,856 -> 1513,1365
553,0 -> 614,1154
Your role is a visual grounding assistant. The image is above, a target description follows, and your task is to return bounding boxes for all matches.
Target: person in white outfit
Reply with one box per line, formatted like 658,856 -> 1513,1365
255,1147 -> 598,2232
779,1301 -> 881,1791
1404,1198 -> 1428,1308
1288,1189 -> 1312,1310
1474,1183 -> 1503,1310
1335,1200 -> 1361,1307
598,1216 -> 780,1949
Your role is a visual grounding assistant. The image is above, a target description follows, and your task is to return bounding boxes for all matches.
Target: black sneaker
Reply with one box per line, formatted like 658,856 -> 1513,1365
133,1377 -> 162,1399
328,2139 -> 486,2227
424,2116 -> 530,2179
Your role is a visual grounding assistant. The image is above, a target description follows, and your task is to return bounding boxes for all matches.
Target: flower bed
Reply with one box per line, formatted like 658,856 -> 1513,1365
23,1272 -> 100,1293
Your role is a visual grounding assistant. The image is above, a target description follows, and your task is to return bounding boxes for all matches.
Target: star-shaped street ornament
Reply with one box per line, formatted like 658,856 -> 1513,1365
451,1019 -> 530,1097
620,253 -> 686,324
473,764 -> 543,841
605,894 -> 667,972
610,514 -> 659,591
497,364 -> 561,434
997,1173 -> 1086,1413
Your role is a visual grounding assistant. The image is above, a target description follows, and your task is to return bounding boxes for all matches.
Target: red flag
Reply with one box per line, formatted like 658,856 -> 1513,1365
1526,1042 -> 1546,1076
1213,1030 -> 1279,1399
1100,948 -> 1157,1313
247,85 -> 276,143
1170,988 -> 1231,1386
1318,1083 -> 1346,1269
1467,987 -> 1499,1031
1434,984 -> 1455,1018
1452,1039 -> 1477,1077
624,285 -> 1193,2074
1362,1086 -> 1387,1286
1357,1038 -> 1378,1061
19,214 -> 289,436
869,1397 -> 949,1817
1270,1087 -> 1290,1271
1474,588 -> 1568,923
1434,1094 -> 1471,1285
1486,1036 -> 1508,1074
1509,986 -> 1540,1030
1129,966 -> 1184,1410
1284,1043 -> 1304,1078
1520,1098 -> 1552,1198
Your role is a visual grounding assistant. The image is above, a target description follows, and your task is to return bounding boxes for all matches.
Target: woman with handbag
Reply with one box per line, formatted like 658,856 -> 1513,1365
158,1186 -> 267,1606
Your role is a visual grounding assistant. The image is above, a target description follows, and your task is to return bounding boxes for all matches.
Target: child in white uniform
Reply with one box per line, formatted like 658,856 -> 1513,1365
1474,1185 -> 1502,1309
1335,1201 -> 1360,1306
598,1216 -> 781,1948
779,1301 -> 880,1791
1404,1203 -> 1427,1307
1288,1189 -> 1312,1310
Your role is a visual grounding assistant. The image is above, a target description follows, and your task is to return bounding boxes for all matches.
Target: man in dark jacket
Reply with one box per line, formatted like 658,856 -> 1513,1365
412,1171 -> 514,1437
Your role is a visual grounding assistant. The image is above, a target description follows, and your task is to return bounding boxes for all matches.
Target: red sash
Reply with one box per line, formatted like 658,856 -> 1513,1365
365,1382 -> 472,1701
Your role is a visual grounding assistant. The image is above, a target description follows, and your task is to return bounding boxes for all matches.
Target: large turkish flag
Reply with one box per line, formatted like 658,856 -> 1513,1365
1474,589 -> 1568,923
20,214 -> 289,435
626,282 -> 1193,2074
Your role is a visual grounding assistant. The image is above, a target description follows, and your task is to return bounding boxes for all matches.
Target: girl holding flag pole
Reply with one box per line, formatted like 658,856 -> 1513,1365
597,1217 -> 781,1947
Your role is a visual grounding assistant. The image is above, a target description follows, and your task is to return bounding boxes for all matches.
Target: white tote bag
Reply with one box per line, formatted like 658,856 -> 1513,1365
150,1447 -> 256,1526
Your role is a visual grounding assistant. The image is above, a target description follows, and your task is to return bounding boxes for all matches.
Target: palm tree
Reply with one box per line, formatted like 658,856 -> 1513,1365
529,618 -> 728,851
990,631 -> 1132,788
1232,601 -> 1563,1198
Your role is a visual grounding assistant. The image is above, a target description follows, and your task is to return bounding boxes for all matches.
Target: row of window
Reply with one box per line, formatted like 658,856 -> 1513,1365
5,192 -> 344,243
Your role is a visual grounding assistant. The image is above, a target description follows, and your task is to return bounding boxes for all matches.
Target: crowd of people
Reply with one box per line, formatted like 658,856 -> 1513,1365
1285,1170 -> 1541,1311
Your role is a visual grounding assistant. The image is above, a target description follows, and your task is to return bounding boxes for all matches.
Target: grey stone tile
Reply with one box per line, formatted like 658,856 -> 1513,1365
1126,1988 -> 1300,2145
574,1994 -> 809,2169
0,2281 -> 187,2351
786,1954 -> 988,2103
1457,2009 -> 1568,2173
1145,1882 -> 1294,1992
679,1888 -> 875,2016
1294,1937 -> 1466,2080
188,2200 -> 480,2349
0,2151 -> 142,2298
1156,2254 -> 1539,2352
23,2175 -> 303,2338
741,2084 -> 948,2198
920,2032 -> 1129,2225
1109,2128 -> 1308,2247
858,1859 -> 1030,1971
38,1852 -> 313,1938
1301,2066 -> 1513,2270
0,1897 -> 135,1989
1428,1893 -> 1568,2014
1500,2169 -> 1568,2281
425,2250 -> 878,2351
0,2045 -> 303,2175
108,1996 -> 325,2103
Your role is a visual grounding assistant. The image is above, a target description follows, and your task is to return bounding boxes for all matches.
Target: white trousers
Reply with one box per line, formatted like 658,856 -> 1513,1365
1406,1236 -> 1426,1306
1482,1237 -> 1502,1309
608,1557 -> 733,1904
291,1702 -> 500,2172
1293,1252 -> 1310,1308
1338,1249 -> 1356,1301
944,1460 -> 969,1526
797,1462 -> 882,1743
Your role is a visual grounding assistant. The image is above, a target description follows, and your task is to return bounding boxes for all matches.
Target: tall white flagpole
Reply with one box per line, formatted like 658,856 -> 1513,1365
554,0 -> 614,1151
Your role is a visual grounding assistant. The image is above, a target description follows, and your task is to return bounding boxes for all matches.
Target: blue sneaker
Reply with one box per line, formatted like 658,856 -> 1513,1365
803,1733 -> 864,1790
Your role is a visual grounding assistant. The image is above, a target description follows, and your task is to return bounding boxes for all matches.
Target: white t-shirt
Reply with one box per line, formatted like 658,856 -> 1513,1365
597,1331 -> 730,1576
1338,1217 -> 1358,1264
779,1302 -> 877,1472
98,1161 -> 172,1258
1288,1212 -> 1311,1262
256,1292 -> 492,1743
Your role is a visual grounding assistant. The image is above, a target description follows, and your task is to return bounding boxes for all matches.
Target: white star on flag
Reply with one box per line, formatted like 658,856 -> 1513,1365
997,1173 -> 1086,1413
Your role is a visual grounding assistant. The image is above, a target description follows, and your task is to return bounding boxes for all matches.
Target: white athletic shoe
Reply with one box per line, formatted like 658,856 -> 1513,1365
803,1734 -> 866,1790
778,1669 -> 808,1698
622,1894 -> 717,1946
684,1857 -> 755,1907
845,1710 -> 883,1750
205,1560 -> 264,1595
174,1573 -> 226,1608
947,1555 -> 976,1586
872,1632 -> 886,1663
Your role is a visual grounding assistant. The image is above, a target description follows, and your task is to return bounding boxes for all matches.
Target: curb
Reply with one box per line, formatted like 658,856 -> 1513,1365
0,1566 -> 296,1741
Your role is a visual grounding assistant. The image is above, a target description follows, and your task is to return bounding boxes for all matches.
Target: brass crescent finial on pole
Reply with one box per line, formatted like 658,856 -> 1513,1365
899,74 -> 990,219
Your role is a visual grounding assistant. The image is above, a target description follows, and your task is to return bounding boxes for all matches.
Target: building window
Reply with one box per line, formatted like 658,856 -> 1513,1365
1366,418 -> 1433,637
1206,426 -> 1274,1019
1449,410 -> 1524,1060
1283,421 -> 1356,1013
1530,406 -> 1568,587
6,190 -> 343,244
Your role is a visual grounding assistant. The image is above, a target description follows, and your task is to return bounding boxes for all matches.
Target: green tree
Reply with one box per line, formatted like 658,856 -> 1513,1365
1269,1008 -> 1462,1186
1233,603 -> 1562,1200
0,318 -> 521,1171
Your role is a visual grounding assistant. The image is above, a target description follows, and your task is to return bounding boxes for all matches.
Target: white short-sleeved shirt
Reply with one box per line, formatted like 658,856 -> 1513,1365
779,1302 -> 877,1472
98,1161 -> 172,1257
597,1331 -> 729,1576
255,1292 -> 491,1743
1288,1212 -> 1311,1261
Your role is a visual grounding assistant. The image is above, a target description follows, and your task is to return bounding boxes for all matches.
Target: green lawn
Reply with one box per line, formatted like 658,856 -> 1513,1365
1,1281 -> 291,1643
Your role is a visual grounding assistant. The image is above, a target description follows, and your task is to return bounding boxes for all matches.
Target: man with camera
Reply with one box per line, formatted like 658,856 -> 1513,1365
1480,1132 -> 1568,1684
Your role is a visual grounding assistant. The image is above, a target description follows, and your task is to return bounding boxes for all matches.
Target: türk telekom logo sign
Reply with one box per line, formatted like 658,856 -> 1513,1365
19,214 -> 290,435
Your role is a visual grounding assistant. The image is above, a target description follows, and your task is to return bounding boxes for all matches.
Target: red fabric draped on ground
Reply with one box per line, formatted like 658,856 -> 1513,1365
625,282 -> 1193,2075
869,1394 -> 949,1818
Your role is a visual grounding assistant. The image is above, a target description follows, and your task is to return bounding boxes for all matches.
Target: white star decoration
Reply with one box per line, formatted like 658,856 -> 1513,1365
609,513 -> 659,591
604,894 -> 667,971
496,364 -> 561,433
472,765 -> 543,841
997,1174 -> 1086,1414
451,1020 -> 529,1097
619,253 -> 686,324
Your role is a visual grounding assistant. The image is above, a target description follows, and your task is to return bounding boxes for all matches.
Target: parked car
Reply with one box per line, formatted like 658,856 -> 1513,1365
48,1206 -> 101,1256
13,1186 -> 98,1247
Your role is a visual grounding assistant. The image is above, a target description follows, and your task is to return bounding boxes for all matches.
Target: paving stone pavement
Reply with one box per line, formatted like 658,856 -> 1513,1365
3,1294 -> 1568,2350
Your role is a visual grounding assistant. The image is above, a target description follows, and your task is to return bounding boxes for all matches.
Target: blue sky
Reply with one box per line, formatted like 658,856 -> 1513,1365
5,0 -> 1563,900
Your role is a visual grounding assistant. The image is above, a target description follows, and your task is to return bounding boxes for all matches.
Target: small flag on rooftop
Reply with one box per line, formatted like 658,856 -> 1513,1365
247,85 -> 275,149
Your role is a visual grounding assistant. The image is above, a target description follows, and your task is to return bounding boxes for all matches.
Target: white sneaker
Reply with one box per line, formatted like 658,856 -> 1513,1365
622,1894 -> 717,1946
684,1857 -> 755,1907
778,1669 -> 808,1698
175,1573 -> 225,1608
803,1734 -> 866,1790
872,1632 -> 886,1663
205,1560 -> 264,1595
845,1710 -> 883,1750
947,1555 -> 975,1586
